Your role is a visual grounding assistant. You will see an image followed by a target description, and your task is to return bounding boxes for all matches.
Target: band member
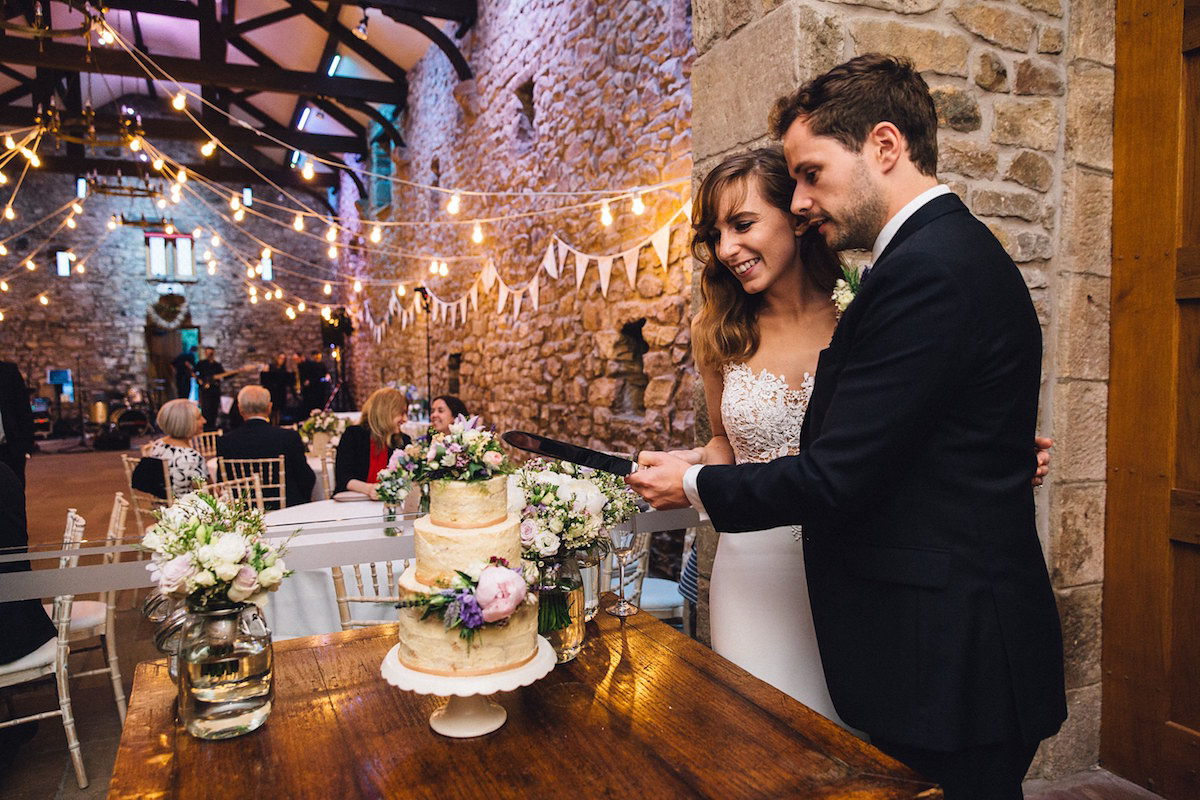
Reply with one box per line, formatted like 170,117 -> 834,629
171,345 -> 197,400
194,347 -> 224,431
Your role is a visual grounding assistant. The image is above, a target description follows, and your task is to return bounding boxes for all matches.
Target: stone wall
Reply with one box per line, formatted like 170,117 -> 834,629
0,112 -> 326,417
691,0 -> 1113,780
340,0 -> 696,458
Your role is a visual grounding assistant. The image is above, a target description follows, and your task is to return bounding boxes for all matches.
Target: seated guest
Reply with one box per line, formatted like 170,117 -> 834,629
0,460 -> 55,766
145,399 -> 207,499
216,385 -> 314,508
429,394 -> 469,436
334,388 -> 412,498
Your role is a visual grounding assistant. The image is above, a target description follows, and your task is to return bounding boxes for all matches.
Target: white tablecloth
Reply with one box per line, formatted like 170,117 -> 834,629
261,498 -> 413,639
206,455 -> 328,500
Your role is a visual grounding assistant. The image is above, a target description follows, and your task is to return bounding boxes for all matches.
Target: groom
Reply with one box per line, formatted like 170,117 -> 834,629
629,54 -> 1065,799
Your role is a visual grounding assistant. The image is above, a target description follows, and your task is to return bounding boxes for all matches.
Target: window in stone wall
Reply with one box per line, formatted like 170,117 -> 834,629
447,352 -> 461,395
614,319 -> 650,416
145,233 -> 196,282
372,136 -> 392,208
515,78 -> 535,142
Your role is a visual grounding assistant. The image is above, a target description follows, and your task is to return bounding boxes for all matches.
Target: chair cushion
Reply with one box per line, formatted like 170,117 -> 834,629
638,578 -> 683,612
42,601 -> 107,632
0,635 -> 56,677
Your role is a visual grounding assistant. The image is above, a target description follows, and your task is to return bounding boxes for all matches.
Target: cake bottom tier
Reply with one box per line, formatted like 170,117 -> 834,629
395,565 -> 539,676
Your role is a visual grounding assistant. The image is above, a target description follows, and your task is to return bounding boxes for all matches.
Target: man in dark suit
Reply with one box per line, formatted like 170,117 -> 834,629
259,353 -> 293,426
297,350 -> 329,416
195,347 -> 224,431
629,55 -> 1065,799
216,385 -> 314,508
0,360 -> 36,486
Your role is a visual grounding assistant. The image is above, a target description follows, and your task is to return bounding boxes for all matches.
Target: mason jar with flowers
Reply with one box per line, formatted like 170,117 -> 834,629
141,492 -> 290,740
298,409 -> 346,456
515,458 -> 638,661
374,451 -> 413,535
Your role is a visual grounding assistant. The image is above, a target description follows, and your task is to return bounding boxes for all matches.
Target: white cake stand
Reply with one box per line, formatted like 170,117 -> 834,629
380,637 -> 556,738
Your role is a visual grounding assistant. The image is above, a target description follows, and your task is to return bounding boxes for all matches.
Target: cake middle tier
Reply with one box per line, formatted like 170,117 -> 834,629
412,512 -> 523,586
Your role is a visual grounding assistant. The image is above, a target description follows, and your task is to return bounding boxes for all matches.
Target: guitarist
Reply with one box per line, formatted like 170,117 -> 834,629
194,347 -> 224,431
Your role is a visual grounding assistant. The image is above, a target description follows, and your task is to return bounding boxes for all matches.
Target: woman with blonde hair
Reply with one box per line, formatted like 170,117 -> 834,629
146,399 -> 207,498
333,387 -> 412,498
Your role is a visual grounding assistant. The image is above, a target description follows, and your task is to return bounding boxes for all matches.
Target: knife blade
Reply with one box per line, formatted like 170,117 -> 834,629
502,430 -> 638,477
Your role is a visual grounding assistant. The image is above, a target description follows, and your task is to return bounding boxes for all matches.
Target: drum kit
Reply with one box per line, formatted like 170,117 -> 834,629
88,386 -> 153,436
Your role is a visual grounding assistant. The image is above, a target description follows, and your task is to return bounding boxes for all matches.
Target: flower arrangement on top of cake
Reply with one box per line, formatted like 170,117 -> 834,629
398,415 -> 510,484
515,458 -> 639,559
397,557 -> 530,649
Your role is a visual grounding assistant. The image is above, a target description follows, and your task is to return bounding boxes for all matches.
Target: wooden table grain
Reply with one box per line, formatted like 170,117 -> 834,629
108,605 -> 941,799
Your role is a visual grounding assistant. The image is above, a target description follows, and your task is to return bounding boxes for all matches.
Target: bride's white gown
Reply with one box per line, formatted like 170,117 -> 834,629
710,362 -> 850,728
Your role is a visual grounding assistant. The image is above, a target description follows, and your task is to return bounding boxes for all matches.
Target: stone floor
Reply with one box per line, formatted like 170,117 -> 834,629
0,439 -> 1171,799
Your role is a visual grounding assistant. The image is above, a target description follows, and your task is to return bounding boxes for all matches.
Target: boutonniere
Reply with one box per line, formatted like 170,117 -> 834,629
831,264 -> 864,319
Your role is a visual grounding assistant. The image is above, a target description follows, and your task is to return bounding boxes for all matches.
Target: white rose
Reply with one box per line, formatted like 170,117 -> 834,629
461,428 -> 480,443
533,530 -> 560,557
192,569 -> 216,587
547,516 -> 564,533
141,530 -> 163,552
212,533 -> 247,564
213,561 -> 241,581
258,563 -> 285,588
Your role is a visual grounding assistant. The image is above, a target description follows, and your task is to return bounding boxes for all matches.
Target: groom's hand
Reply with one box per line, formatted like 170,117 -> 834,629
626,450 -> 692,509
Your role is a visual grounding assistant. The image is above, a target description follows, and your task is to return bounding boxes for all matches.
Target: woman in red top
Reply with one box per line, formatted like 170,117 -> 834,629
333,388 -> 411,498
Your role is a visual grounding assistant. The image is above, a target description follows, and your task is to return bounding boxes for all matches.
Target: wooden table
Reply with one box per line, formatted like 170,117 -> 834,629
109,607 -> 941,799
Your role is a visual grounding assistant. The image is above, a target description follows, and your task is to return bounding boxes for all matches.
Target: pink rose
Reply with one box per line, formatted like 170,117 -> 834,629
519,519 -> 537,547
475,565 -> 526,623
227,564 -> 260,602
158,554 -> 196,594
482,450 -> 504,469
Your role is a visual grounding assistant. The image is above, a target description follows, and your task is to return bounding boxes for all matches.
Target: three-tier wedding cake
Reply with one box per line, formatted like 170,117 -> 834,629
395,475 -> 539,675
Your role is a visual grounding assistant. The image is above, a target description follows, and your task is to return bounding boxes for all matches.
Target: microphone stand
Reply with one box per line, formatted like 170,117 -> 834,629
415,287 -> 432,414
61,354 -> 92,452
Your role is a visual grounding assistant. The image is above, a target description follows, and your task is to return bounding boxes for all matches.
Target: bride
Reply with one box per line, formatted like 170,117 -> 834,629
668,149 -> 1048,727
673,148 -> 850,724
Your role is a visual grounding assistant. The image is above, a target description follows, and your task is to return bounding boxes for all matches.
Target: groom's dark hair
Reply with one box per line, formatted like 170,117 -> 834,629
769,53 -> 939,177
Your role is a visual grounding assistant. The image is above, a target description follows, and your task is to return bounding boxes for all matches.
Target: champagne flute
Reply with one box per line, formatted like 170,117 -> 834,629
606,522 -> 639,617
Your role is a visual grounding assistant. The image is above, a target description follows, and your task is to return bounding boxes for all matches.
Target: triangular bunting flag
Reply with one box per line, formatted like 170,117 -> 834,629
497,283 -> 509,314
557,240 -> 570,272
529,273 -> 540,310
542,242 -> 558,279
481,260 -> 496,292
574,251 -> 589,291
597,256 -> 613,297
459,298 -> 468,325
622,247 -> 639,287
401,310 -> 408,330
469,284 -> 478,312
448,302 -> 456,327
512,289 -> 523,319
651,225 -> 671,271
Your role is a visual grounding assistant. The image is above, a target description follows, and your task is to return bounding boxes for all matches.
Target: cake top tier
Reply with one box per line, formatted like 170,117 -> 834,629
428,474 -> 509,528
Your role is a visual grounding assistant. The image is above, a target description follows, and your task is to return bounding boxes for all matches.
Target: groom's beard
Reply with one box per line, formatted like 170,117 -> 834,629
823,159 -> 889,253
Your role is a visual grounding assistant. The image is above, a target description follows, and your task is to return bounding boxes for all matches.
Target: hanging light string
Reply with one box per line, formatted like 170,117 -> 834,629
94,18 -> 687,211
0,198 -> 89,284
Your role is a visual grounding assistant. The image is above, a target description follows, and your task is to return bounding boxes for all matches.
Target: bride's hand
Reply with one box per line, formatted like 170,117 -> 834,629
665,447 -> 705,466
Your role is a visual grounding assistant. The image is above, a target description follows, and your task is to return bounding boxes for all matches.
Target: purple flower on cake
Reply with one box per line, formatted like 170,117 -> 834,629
476,564 -> 527,622
457,592 -> 484,628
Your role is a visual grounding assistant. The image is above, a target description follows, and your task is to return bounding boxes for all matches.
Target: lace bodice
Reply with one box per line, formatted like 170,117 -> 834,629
720,361 -> 813,464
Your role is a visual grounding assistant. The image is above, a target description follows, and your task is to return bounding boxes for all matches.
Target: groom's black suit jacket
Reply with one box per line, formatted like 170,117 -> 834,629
697,193 -> 1066,752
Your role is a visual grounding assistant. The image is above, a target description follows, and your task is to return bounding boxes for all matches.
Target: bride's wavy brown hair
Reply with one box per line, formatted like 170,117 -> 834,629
691,147 -> 842,370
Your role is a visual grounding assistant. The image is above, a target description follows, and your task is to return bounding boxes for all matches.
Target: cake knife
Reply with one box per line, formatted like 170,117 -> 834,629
502,431 -> 639,476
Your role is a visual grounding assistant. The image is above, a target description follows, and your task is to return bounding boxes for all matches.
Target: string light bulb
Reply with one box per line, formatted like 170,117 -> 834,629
164,223 -> 174,235
429,259 -> 438,274
301,160 -> 315,181
249,286 -> 257,296
129,136 -> 141,152
323,282 -> 332,295
446,192 -> 461,215
472,222 -> 483,244
293,214 -> 305,232
211,234 -> 221,247
230,196 -> 241,212
4,206 -> 14,220
107,216 -> 117,230
5,135 -> 15,149
176,168 -> 187,184
370,224 -> 382,243
631,192 -> 645,215
76,263 -> 85,274
0,311 -> 4,321
25,259 -> 35,270
439,262 -> 449,277
286,307 -> 296,320
71,202 -> 83,215
297,301 -> 306,312
0,280 -> 7,291
321,306 -> 332,320
600,200 -> 613,226
250,295 -> 258,304
207,262 -> 216,275
192,227 -> 201,239
327,245 -> 338,259
152,157 -> 164,170
66,216 -> 76,229
20,148 -> 40,167
325,225 -> 337,243
38,294 -> 48,305
353,279 -> 362,293
201,140 -> 216,157
0,171 -> 6,184
274,288 -> 283,299
156,198 -> 167,209
0,244 -> 6,256
172,91 -> 186,111
261,247 -> 272,259
397,284 -> 406,296
246,267 -> 255,278
233,209 -> 245,222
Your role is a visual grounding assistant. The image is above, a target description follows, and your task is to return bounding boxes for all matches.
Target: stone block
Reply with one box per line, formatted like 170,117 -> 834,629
1015,58 -> 1065,96
1027,683 -> 1101,780
939,138 -> 998,179
1009,231 -> 1054,263
972,188 -> 1042,221
932,86 -> 982,132
1065,63 -> 1114,172
1038,26 -> 1065,54
992,97 -> 1059,152
637,272 -> 666,297
1020,0 -> 1063,16
975,51 -> 1009,92
693,4 -> 841,159
1052,381 -> 1109,482
1050,482 -> 1106,587
1005,151 -> 1055,192
835,0 -> 939,11
643,375 -> 677,409
850,20 -> 970,77
643,321 -> 678,347
642,350 -> 674,376
951,3 -> 1036,52
723,0 -> 757,36
1056,584 -> 1102,687
1056,272 -> 1110,381
1068,0 -> 1115,66
1061,167 -> 1113,277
